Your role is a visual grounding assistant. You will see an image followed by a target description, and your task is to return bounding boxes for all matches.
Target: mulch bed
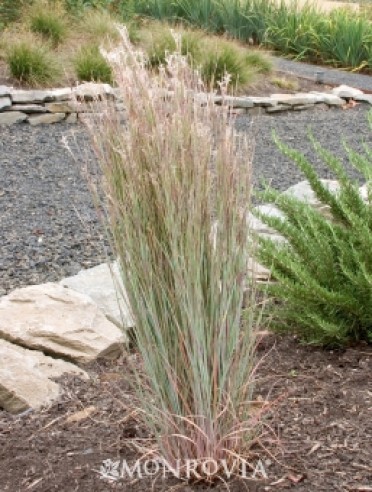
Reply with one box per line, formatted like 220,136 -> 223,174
1,334 -> 371,492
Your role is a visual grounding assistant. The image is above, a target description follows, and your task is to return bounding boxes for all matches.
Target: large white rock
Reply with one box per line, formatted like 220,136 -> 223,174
359,183 -> 371,202
60,262 -> 133,331
0,283 -> 126,364
354,94 -> 372,105
0,339 -> 88,414
283,179 -> 340,205
331,85 -> 363,99
249,205 -> 285,233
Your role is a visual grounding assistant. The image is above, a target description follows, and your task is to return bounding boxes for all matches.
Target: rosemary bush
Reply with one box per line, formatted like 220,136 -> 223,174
85,29 -> 262,481
256,116 -> 372,347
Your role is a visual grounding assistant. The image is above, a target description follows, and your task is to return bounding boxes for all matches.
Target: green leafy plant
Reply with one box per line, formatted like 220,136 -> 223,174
74,44 -> 113,83
255,116 -> 372,347
84,30 -> 262,481
6,38 -> 60,85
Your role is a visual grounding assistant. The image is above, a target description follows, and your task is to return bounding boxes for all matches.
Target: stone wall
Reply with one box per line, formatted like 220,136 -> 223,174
0,83 -> 371,126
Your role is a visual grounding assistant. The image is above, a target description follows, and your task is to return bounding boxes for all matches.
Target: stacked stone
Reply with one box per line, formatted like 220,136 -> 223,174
0,83 -> 117,126
0,83 -> 371,125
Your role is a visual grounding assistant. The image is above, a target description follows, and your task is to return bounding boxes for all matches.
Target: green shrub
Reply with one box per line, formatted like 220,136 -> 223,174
6,39 -> 60,85
84,34 -> 261,481
255,115 -> 372,347
30,10 -> 67,46
74,45 -> 113,83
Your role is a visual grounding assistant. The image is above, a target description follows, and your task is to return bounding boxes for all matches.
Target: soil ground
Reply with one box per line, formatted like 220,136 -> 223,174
1,335 -> 371,492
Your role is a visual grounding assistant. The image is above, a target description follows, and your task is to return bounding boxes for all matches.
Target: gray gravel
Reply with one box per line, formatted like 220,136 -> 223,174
271,56 -> 372,91
0,105 -> 371,294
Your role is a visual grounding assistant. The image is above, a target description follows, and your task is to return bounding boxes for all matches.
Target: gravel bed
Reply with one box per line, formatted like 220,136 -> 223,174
271,55 -> 372,91
0,105 -> 371,295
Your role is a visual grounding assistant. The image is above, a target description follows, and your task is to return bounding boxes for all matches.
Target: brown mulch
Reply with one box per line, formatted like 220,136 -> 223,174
0,335 -> 371,492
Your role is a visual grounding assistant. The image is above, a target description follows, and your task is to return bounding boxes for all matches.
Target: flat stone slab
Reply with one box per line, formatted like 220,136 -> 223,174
29,113 -> 66,125
10,104 -> 48,113
310,92 -> 345,106
0,111 -> 27,125
215,96 -> 254,108
332,84 -> 363,99
0,86 -> 12,98
266,104 -> 291,113
0,283 -> 126,364
270,93 -> 318,106
60,262 -> 133,331
0,339 -> 88,414
10,90 -> 55,104
46,102 -> 79,113
354,94 -> 372,105
72,82 -> 115,101
0,97 -> 11,111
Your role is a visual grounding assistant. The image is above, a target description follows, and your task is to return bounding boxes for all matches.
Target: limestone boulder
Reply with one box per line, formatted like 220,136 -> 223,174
283,179 -> 340,219
0,112 -> 27,125
10,90 -> 55,104
0,339 -> 88,414
28,113 -> 66,125
72,83 -> 115,101
0,97 -> 11,111
331,85 -> 363,99
60,262 -> 133,331
359,183 -> 370,202
0,86 -> 12,98
354,94 -> 372,105
0,283 -> 126,364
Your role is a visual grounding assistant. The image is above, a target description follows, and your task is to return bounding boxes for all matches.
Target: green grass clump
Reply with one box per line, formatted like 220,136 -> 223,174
30,9 -> 67,46
85,33 -> 261,481
6,39 -> 60,85
255,113 -> 372,347
74,45 -> 113,83
0,0 -> 26,26
201,41 -> 255,88
81,9 -> 120,41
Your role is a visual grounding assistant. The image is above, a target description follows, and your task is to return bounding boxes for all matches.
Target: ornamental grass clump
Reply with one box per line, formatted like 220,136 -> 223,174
255,117 -> 372,347
85,28 -> 262,482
